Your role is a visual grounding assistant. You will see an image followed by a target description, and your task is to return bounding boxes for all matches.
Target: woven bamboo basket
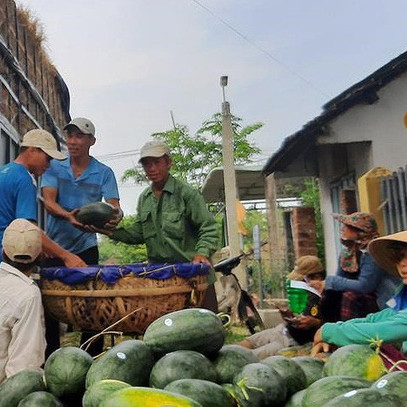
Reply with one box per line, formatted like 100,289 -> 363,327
40,273 -> 208,334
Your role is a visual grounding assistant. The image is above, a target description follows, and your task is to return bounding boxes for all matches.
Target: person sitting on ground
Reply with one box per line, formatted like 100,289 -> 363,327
309,212 -> 399,321
312,230 -> 407,356
237,255 -> 325,360
0,219 -> 45,383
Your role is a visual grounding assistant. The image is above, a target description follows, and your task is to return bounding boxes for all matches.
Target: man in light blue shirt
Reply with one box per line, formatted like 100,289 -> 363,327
41,117 -> 122,263
41,117 -> 122,357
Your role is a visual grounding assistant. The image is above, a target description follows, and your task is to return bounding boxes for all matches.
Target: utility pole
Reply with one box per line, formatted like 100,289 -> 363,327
220,76 -> 247,288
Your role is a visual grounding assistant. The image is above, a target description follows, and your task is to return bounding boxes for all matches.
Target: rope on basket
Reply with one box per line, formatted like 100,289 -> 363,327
80,307 -> 142,355
379,348 -> 407,372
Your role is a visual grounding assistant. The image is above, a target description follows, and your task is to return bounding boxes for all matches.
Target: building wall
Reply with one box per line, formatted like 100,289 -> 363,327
0,0 -> 69,165
316,72 -> 407,274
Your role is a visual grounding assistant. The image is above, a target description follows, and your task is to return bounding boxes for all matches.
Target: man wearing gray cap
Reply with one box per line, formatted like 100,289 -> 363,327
41,117 -> 122,356
0,219 -> 46,382
0,129 -> 85,268
101,140 -> 219,311
41,117 -> 122,265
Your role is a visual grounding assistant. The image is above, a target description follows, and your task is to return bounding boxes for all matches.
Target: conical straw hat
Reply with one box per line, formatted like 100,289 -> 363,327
368,230 -> 407,277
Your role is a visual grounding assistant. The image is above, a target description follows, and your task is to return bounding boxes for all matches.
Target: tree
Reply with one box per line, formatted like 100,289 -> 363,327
101,113 -> 262,263
122,113 -> 262,189
98,215 -> 147,264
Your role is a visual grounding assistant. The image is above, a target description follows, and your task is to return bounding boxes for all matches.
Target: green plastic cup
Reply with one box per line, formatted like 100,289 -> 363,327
286,280 -> 309,314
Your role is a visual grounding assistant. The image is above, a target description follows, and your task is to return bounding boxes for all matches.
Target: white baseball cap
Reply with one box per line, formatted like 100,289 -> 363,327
64,117 -> 96,137
20,129 -> 65,160
2,219 -> 42,264
139,140 -> 170,162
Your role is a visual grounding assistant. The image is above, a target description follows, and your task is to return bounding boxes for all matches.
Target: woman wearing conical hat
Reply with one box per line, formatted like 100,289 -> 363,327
312,230 -> 407,355
309,212 -> 399,321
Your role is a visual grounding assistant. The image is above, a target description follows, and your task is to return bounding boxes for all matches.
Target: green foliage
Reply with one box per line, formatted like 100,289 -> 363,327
300,178 -> 325,263
98,215 -> 147,264
122,113 -> 262,189
248,262 -> 287,299
241,210 -> 268,253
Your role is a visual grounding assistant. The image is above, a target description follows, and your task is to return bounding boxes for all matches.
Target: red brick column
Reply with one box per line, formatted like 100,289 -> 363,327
339,189 -> 357,215
292,207 -> 317,258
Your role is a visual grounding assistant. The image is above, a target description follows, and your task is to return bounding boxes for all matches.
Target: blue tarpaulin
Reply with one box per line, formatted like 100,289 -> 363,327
40,263 -> 210,285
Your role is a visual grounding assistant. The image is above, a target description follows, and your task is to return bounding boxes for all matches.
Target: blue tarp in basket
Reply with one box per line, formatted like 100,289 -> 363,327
40,263 -> 210,285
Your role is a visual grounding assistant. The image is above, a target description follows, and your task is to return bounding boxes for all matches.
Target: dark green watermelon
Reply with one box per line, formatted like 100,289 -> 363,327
76,202 -> 115,227
17,391 -> 63,406
212,344 -> 258,384
82,379 -> 131,407
44,346 -> 93,401
143,308 -> 225,356
324,388 -> 402,407
150,350 -> 217,389
302,375 -> 371,407
86,340 -> 154,388
233,362 -> 287,407
0,369 -> 46,407
261,355 -> 307,396
164,378 -> 235,407
285,389 -> 306,407
371,370 -> 407,402
292,356 -> 324,386
221,383 -> 250,407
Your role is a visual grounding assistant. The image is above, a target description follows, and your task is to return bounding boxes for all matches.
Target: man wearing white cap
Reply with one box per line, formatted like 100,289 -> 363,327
101,139 -> 219,312
0,219 -> 46,383
0,129 -> 85,268
41,117 -> 122,356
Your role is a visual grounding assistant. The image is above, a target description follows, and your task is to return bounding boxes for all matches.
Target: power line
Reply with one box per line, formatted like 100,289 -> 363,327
189,0 -> 329,98
94,149 -> 140,162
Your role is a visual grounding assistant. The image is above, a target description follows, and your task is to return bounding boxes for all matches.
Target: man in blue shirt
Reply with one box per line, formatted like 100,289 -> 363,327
41,117 -> 122,356
0,129 -> 86,268
41,118 -> 122,263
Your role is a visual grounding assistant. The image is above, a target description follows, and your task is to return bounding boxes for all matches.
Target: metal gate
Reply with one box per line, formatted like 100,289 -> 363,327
381,167 -> 407,234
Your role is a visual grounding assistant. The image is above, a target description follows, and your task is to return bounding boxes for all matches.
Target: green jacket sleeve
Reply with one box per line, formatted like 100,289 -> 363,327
110,198 -> 144,245
322,308 -> 407,346
185,189 -> 219,258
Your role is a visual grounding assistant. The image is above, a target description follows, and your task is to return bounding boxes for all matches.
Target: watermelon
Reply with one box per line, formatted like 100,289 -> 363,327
82,379 -> 131,407
285,389 -> 306,407
233,362 -> 287,407
86,339 -> 154,388
323,344 -> 387,381
0,369 -> 46,407
221,383 -> 250,407
143,308 -> 225,356
302,375 -> 371,407
149,350 -> 217,389
371,370 -> 407,402
164,378 -> 235,407
261,355 -> 307,396
324,388 -> 402,407
99,386 -> 203,407
17,391 -> 63,406
44,346 -> 93,401
76,202 -> 115,227
212,344 -> 258,384
292,356 -> 324,386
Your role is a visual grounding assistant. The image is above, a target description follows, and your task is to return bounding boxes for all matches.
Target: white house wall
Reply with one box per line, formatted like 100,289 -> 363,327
316,72 -> 407,274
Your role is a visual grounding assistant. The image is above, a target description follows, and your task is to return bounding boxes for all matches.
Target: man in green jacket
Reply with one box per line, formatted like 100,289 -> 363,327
102,140 -> 219,311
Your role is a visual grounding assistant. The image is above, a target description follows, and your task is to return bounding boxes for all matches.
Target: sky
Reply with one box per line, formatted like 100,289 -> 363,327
16,0 -> 407,214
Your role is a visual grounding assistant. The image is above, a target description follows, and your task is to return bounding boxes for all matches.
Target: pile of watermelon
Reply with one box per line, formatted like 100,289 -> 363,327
1,308 -> 406,406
